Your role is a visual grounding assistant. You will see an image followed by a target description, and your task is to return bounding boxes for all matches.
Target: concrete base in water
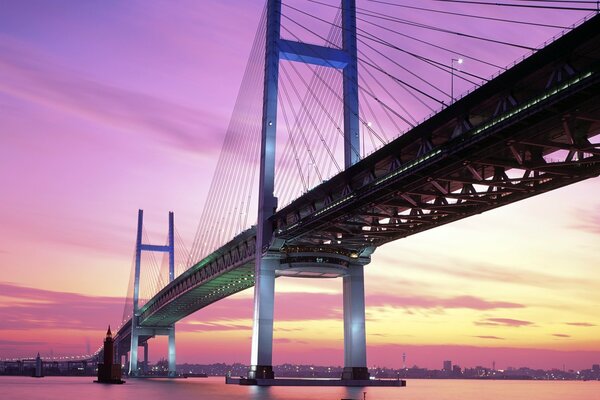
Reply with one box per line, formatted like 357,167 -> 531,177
225,376 -> 406,387
93,379 -> 125,384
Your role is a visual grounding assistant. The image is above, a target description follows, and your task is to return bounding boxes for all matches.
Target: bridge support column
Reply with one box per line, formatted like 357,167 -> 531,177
342,263 -> 369,380
143,342 -> 148,373
168,328 -> 176,377
249,257 -> 277,379
129,316 -> 139,376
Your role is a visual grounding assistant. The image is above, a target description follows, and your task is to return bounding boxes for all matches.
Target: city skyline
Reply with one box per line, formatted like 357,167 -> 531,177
1,1 -> 599,371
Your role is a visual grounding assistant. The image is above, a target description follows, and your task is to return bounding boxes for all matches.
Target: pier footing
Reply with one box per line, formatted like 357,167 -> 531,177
93,379 -> 125,384
225,376 -> 406,387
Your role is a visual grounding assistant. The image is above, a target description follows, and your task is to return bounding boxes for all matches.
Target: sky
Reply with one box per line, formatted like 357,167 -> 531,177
1,0 -> 599,371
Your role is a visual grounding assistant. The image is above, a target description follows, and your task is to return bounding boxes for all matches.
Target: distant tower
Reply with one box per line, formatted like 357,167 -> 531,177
443,360 -> 452,372
33,352 -> 43,378
492,361 -> 496,371
95,326 -> 124,384
402,353 -> 406,369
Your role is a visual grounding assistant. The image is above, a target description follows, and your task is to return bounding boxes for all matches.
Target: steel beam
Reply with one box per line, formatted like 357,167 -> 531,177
279,39 -> 349,68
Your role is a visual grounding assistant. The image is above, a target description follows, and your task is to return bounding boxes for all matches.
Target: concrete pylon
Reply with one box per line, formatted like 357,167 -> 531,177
249,0 -> 361,381
129,210 -> 176,377
342,263 -> 369,380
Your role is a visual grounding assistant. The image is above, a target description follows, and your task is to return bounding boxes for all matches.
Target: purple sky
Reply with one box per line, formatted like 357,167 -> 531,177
1,1 -> 599,370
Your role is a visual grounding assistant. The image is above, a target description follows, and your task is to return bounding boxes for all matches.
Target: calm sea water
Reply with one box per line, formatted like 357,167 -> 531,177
1,376 -> 599,400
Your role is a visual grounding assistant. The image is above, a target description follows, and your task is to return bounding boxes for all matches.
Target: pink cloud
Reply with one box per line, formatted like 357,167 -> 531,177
0,281 -> 526,340
0,282 -> 122,331
0,339 -> 47,347
475,318 -> 534,327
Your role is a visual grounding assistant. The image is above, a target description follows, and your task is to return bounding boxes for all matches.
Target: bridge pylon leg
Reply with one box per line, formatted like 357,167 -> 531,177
129,322 -> 139,376
143,342 -> 148,374
168,327 -> 176,377
342,263 -> 369,380
249,257 -> 277,379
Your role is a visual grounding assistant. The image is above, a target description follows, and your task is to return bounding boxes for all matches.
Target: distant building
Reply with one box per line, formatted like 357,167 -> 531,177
443,360 -> 452,371
592,364 -> 600,372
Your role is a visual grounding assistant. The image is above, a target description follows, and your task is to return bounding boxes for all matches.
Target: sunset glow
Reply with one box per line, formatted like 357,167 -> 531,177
1,0 -> 599,372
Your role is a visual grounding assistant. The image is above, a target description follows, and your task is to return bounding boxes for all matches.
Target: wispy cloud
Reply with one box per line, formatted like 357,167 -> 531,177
552,333 -> 571,338
0,36 -> 226,155
0,282 -> 122,331
378,253 -> 593,289
474,318 -> 534,327
569,205 -> 600,235
274,338 -> 307,345
565,322 -> 596,327
368,294 -> 523,310
473,335 -> 505,340
180,320 -> 250,332
0,339 -> 47,346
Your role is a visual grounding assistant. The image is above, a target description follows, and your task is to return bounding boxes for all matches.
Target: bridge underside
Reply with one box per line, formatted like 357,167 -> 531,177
274,15 -> 600,251
134,230 -> 257,328
275,78 -> 600,248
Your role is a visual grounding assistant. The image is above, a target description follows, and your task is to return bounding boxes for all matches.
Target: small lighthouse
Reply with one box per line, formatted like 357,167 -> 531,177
33,352 -> 43,378
94,326 -> 125,384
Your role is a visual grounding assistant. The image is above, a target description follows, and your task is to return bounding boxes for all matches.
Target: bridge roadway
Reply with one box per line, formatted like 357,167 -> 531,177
116,14 -> 600,342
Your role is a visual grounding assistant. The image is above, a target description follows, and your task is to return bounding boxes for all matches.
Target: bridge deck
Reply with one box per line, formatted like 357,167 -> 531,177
130,14 -> 600,330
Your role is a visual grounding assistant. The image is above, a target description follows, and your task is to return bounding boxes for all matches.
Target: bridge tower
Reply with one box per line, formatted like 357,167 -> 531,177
129,209 -> 176,377
250,0 -> 369,380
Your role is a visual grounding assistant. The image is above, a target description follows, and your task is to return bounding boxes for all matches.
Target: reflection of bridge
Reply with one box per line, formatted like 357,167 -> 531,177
99,1 -> 600,383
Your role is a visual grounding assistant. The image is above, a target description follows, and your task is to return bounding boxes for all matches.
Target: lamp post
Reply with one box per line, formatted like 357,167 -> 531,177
451,58 -> 463,103
307,161 -> 314,190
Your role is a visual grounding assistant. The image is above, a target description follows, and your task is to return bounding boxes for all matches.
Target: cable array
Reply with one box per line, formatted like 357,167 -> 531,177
187,5 -> 268,265
181,0 -> 596,284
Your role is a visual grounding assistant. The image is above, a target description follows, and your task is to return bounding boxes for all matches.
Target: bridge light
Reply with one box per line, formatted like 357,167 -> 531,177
457,58 -> 463,64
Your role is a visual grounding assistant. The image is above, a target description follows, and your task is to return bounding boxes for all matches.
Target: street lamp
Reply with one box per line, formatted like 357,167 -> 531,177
451,58 -> 463,103
307,161 -> 314,190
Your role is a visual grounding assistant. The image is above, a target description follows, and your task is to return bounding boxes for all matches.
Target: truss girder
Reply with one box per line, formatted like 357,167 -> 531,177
273,15 -> 600,252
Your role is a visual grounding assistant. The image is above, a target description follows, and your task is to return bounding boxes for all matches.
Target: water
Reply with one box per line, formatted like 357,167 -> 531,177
1,376 -> 599,400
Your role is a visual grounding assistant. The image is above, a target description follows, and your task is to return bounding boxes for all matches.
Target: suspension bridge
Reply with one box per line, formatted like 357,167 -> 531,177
10,0 -> 600,384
